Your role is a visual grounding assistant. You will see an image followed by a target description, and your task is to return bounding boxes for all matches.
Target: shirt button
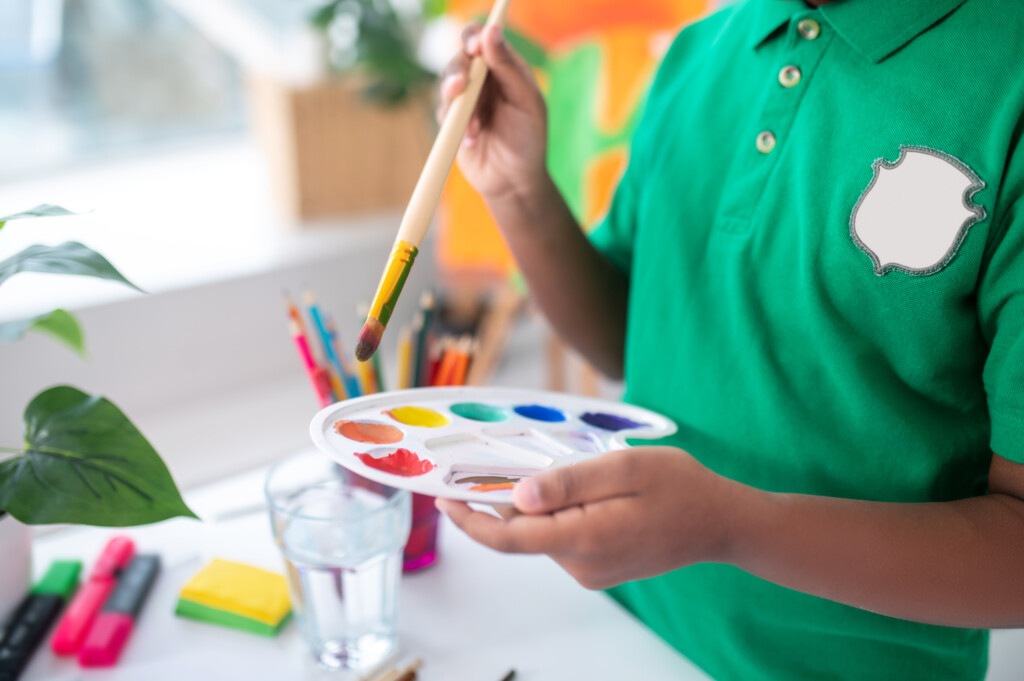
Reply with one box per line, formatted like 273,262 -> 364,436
779,65 -> 802,88
756,131 -> 776,154
798,18 -> 821,40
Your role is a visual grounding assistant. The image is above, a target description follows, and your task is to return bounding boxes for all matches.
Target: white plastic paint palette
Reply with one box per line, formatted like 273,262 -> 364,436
309,387 -> 677,504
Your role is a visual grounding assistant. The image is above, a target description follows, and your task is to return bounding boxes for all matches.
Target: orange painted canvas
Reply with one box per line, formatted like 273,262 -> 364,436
437,0 -> 713,280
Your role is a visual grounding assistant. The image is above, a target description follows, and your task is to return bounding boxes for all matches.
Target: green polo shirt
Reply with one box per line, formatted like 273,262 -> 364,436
589,0 -> 1024,678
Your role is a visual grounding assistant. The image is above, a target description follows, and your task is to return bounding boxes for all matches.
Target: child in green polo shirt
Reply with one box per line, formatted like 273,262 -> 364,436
435,0 -> 1024,679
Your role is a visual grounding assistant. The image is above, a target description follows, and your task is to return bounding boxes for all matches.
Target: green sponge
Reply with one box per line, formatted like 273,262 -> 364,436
175,598 -> 291,637
174,559 -> 291,636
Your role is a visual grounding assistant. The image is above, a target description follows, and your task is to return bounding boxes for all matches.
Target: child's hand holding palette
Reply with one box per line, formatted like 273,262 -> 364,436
310,387 -> 677,504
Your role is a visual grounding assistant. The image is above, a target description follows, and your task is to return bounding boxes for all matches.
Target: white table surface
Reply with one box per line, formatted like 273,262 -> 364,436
21,454 -> 709,681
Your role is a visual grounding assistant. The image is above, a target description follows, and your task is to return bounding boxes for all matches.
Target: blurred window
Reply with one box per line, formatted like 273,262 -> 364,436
0,0 -> 245,180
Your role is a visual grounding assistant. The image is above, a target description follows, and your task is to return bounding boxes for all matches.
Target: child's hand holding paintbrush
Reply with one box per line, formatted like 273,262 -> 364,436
355,0 -> 627,374
355,0 -> 516,362
424,17 -> 632,379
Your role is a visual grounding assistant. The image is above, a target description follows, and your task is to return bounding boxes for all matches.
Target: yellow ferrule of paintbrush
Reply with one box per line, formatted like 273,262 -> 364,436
367,240 -> 418,329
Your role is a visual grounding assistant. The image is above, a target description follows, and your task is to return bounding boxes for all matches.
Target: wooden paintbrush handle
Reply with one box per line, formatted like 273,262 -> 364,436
394,0 -> 513,246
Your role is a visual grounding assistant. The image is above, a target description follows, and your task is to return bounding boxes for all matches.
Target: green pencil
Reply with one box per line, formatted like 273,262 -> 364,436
412,291 -> 435,387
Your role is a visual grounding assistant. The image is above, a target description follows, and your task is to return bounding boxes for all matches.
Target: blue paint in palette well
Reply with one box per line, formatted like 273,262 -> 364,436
513,404 -> 566,423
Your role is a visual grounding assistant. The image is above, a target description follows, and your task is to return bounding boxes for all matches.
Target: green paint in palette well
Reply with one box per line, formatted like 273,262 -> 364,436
449,402 -> 509,422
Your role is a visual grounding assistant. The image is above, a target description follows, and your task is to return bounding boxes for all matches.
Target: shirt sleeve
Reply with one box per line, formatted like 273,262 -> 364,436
587,157 -> 640,278
979,186 -> 1024,463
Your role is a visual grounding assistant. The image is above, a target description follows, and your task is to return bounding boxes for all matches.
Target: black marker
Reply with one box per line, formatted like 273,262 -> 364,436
0,560 -> 82,681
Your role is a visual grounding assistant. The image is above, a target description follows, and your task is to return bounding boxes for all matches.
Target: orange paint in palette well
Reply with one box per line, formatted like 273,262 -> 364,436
356,448 -> 435,477
333,419 -> 404,444
469,482 -> 516,492
454,474 -> 527,493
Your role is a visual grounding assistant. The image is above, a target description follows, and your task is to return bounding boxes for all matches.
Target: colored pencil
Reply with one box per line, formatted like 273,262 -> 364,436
432,337 -> 457,387
412,291 -> 435,387
289,319 -> 333,407
355,357 -> 375,397
353,0 -> 515,362
396,326 -> 414,390
425,338 -> 442,387
450,336 -> 473,387
498,671 -> 516,681
326,315 -> 362,398
358,303 -> 385,393
304,290 -> 350,400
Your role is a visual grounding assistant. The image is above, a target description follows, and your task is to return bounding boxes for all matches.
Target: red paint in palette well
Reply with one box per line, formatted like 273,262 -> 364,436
356,448 -> 435,477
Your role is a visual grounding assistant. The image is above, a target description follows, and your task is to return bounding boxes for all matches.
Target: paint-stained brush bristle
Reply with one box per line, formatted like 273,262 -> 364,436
355,316 -> 385,362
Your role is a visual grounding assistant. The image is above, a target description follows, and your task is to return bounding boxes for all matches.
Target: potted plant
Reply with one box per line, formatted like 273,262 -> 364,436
0,205 -> 195,624
247,0 -> 445,220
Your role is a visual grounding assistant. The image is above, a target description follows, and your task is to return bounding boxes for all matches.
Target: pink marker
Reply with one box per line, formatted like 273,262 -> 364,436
78,555 -> 160,667
50,536 -> 135,655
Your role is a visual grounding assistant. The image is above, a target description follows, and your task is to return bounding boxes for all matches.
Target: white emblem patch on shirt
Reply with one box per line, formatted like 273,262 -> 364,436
851,146 -> 986,276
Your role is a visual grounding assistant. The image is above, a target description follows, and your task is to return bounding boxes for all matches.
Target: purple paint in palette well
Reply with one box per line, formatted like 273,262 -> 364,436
513,404 -> 566,423
580,412 -> 646,432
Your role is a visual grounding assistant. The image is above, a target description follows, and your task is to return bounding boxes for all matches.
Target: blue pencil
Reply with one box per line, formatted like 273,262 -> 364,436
325,314 -> 362,399
304,290 -> 360,399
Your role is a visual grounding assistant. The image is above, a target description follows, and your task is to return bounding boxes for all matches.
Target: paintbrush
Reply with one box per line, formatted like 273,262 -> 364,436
353,0 -> 514,362
390,658 -> 423,681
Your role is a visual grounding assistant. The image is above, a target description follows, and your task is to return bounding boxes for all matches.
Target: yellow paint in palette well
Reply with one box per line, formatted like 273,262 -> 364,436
386,406 -> 451,428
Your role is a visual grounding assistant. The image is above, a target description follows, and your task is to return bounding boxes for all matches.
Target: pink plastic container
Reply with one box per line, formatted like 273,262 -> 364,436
402,493 -> 439,572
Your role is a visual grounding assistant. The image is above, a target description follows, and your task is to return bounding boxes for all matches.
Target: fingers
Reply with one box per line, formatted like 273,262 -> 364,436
478,24 -> 541,108
513,450 -> 644,515
436,498 -> 569,554
438,22 -> 540,125
461,22 -> 484,54
494,505 -> 521,520
437,50 -> 471,124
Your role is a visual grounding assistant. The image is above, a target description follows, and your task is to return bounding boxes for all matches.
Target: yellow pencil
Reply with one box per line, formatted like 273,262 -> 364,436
396,326 -> 414,390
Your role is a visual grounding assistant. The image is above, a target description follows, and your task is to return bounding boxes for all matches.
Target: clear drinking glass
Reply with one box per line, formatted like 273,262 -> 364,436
265,453 -> 411,671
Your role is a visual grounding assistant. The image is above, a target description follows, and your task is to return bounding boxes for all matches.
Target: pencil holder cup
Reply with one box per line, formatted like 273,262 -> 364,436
403,493 -> 440,572
266,453 -> 410,671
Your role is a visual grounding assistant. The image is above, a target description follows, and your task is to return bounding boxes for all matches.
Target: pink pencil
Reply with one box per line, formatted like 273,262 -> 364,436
290,319 -> 333,407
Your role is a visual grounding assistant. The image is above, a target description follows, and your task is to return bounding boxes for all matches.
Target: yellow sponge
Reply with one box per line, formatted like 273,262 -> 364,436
178,559 -> 291,626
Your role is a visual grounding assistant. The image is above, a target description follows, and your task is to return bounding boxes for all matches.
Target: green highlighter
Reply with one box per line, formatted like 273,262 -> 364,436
32,561 -> 82,599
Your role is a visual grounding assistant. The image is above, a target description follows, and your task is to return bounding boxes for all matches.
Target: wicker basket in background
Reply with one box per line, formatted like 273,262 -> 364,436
247,74 -> 434,222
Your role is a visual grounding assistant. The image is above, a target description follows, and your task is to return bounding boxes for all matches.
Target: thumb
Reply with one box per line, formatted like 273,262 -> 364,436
513,451 -> 640,514
479,24 -> 541,107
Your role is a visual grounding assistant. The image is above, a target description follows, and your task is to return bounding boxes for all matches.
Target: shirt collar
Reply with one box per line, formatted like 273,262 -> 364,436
743,0 -> 801,51
744,0 -> 971,64
820,0 -> 970,63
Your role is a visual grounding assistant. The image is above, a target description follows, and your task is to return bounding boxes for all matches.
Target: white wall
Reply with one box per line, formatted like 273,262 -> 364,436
0,225 -> 437,489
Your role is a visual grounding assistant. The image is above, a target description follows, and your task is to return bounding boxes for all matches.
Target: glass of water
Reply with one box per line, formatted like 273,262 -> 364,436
265,453 -> 411,671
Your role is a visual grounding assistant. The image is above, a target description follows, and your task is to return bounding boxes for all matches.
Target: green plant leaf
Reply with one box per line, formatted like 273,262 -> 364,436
0,309 -> 85,356
0,386 -> 197,526
0,204 -> 78,232
0,241 -> 143,292
309,1 -> 338,30
423,0 -> 446,19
